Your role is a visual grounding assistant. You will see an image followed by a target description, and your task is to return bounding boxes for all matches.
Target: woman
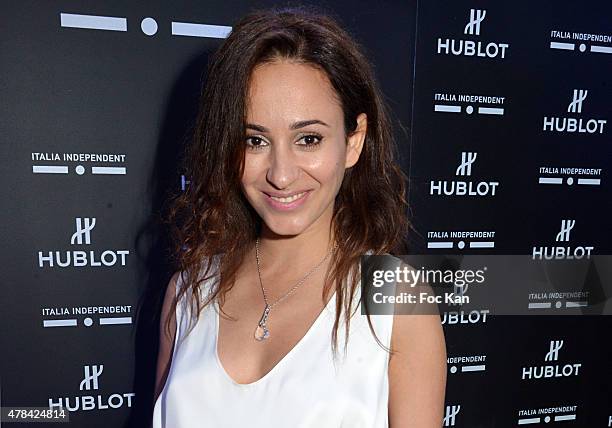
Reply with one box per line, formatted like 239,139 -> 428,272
153,5 -> 446,427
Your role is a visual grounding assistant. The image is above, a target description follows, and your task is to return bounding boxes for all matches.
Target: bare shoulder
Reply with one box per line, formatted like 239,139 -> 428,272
388,260 -> 447,428
154,271 -> 181,403
160,271 -> 180,338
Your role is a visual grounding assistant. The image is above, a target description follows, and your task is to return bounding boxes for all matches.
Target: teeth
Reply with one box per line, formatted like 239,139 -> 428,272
270,191 -> 307,203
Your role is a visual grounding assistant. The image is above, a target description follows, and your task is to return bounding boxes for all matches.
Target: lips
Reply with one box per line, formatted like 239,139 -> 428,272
265,190 -> 309,203
262,190 -> 312,211
263,190 -> 310,199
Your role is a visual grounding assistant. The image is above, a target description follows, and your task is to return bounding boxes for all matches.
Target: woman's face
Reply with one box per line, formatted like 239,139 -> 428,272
241,60 -> 366,237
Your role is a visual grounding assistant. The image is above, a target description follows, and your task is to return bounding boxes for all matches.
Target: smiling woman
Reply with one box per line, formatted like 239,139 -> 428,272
153,4 -> 446,428
241,60 -> 363,236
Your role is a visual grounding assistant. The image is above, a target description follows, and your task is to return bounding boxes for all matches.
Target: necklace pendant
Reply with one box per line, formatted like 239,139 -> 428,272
254,324 -> 270,341
254,304 -> 271,341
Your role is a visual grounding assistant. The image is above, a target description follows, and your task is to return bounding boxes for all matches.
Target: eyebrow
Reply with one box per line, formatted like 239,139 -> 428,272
245,119 -> 330,132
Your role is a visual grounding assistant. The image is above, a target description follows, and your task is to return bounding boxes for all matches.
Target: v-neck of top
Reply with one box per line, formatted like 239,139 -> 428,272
213,289 -> 337,387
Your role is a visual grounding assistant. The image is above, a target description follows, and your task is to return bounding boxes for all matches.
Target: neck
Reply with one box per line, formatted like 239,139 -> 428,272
255,224 -> 336,275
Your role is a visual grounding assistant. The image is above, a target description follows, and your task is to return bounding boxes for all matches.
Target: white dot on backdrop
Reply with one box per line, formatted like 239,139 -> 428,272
141,17 -> 158,36
84,318 -> 93,327
579,43 -> 586,52
466,105 -> 474,115
75,165 -> 85,175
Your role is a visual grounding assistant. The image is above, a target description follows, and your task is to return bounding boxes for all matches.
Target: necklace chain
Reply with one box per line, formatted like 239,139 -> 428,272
254,237 -> 337,309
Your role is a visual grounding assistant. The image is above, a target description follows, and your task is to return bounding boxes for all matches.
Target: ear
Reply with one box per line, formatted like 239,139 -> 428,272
345,113 -> 367,168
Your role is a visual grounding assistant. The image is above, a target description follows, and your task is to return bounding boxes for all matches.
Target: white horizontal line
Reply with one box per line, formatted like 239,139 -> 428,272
470,241 -> 494,248
528,302 -> 551,309
566,301 -> 588,307
591,45 -> 612,54
550,41 -> 574,50
539,177 -> 562,184
171,21 -> 232,38
554,414 -> 576,421
428,242 -> 453,249
33,165 -> 68,174
518,417 -> 540,425
60,13 -> 127,32
43,319 -> 77,327
478,107 -> 504,115
92,166 -> 126,175
577,178 -> 600,185
434,105 -> 461,113
100,317 -> 132,325
461,364 -> 485,372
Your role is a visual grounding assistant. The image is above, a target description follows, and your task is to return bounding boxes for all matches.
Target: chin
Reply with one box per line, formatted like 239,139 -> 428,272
261,215 -> 310,237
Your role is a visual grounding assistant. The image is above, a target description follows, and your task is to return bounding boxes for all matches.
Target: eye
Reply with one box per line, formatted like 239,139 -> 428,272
296,133 -> 323,149
245,136 -> 269,151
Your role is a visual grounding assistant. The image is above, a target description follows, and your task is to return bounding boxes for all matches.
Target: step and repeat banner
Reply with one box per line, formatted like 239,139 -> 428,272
408,2 -> 611,427
1,1 -> 610,427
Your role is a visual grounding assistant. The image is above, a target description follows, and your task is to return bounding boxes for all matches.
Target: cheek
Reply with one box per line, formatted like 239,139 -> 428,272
326,142 -> 348,181
241,155 -> 261,185
305,149 -> 345,185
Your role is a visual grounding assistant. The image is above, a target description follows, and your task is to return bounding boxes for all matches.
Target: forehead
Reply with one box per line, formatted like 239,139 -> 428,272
245,60 -> 343,126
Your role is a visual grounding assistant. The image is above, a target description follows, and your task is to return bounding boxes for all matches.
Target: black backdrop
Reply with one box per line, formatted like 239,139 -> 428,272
1,1 -> 611,427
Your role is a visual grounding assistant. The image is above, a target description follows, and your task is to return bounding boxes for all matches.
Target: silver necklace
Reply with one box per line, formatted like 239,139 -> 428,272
253,237 -> 337,341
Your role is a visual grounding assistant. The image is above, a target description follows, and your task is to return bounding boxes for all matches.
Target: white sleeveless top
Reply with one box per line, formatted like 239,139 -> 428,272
152,251 -> 396,428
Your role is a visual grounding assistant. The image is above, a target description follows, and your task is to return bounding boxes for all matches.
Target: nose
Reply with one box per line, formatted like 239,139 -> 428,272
266,141 -> 300,189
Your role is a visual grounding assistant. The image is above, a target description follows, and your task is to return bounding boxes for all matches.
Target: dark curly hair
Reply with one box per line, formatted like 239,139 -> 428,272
162,4 -> 411,359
